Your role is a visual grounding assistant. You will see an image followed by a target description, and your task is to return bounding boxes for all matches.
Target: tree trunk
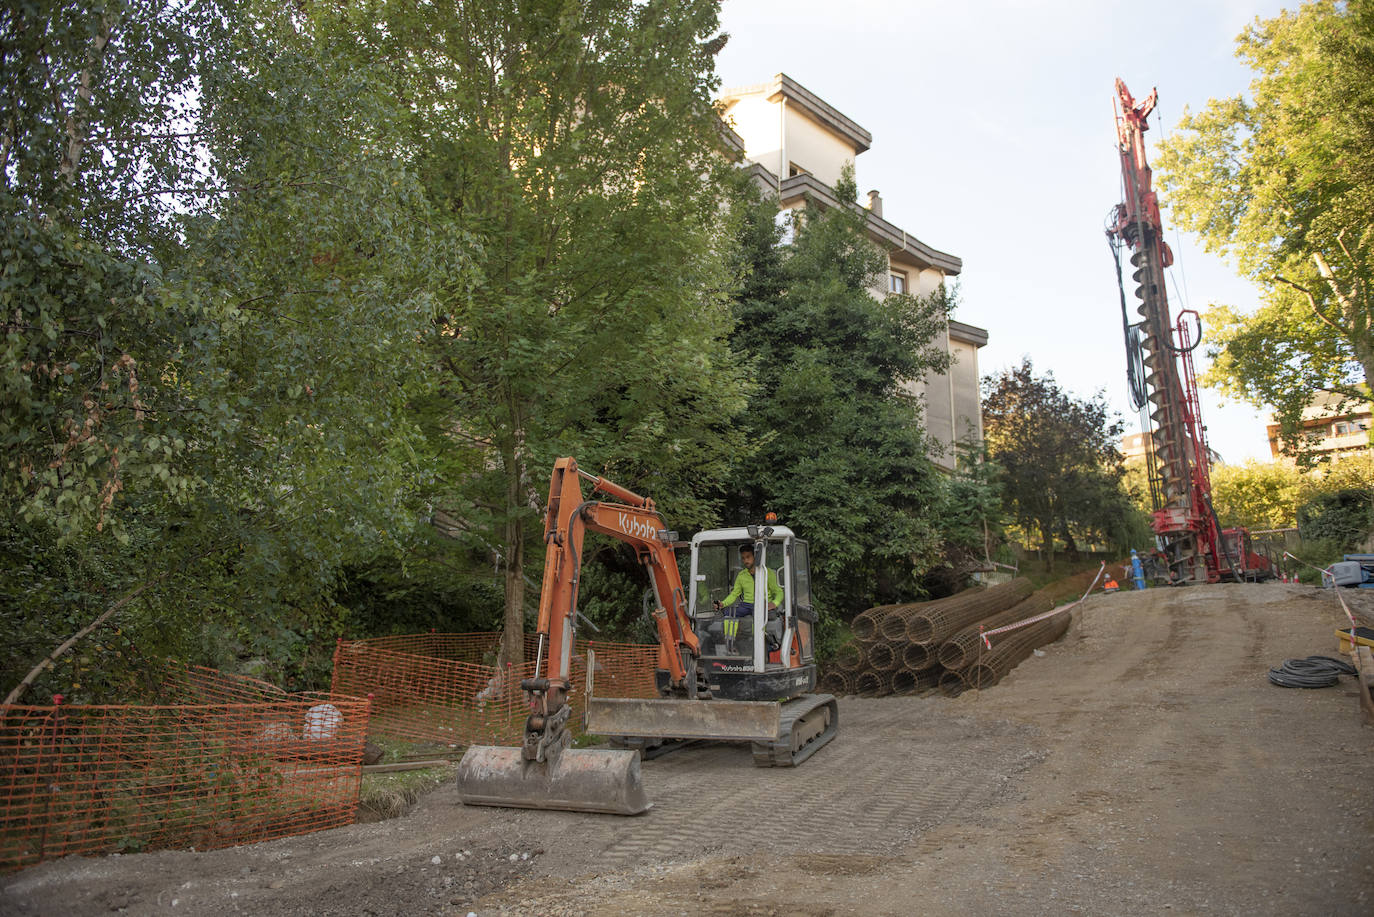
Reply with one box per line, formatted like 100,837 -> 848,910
497,448 -> 526,669
1059,521 -> 1080,561
1039,522 -> 1055,573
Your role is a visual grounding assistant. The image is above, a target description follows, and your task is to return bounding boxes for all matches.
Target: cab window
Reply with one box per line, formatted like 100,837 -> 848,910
694,543 -> 732,615
793,541 -> 813,608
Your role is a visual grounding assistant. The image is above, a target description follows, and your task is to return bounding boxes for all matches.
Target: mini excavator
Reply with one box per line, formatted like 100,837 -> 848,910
456,457 -> 838,815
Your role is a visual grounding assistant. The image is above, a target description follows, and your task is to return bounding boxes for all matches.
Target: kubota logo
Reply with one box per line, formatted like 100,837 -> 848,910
618,513 -> 659,541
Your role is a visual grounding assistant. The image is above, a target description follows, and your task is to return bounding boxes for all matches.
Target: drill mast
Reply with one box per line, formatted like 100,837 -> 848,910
1106,79 -> 1223,583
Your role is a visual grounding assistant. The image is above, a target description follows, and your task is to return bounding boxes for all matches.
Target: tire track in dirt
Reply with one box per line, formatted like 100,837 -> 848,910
593,702 -> 1039,868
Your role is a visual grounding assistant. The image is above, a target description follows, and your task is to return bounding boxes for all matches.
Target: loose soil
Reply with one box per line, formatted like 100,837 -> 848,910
4,583 -> 1372,916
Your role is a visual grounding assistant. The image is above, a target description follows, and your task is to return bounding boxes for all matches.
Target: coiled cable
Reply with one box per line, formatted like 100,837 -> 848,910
1267,655 -> 1357,688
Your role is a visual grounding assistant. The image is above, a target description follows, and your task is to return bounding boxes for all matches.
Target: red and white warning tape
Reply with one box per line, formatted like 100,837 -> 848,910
980,561 -> 1107,650
1283,550 -> 1360,635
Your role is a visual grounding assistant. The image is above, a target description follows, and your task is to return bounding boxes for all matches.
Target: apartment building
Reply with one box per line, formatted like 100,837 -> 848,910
719,74 -> 987,469
1267,390 -> 1373,462
1120,430 -> 1224,468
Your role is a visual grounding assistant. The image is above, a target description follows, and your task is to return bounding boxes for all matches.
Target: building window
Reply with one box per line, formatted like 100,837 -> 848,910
889,271 -> 907,295
1335,421 -> 1353,434
788,162 -> 808,178
774,209 -> 797,246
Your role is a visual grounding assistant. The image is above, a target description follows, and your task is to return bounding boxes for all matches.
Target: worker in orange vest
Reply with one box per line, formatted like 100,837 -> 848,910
1103,576 -> 1120,593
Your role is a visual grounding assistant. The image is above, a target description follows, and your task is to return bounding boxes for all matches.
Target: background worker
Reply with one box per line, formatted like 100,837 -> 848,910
714,544 -> 783,654
1131,549 -> 1147,590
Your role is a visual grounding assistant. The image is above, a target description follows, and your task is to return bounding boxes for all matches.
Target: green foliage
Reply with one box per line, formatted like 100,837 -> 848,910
1298,453 -> 1374,501
1155,0 -> 1374,460
934,447 -> 1005,555
1,0 -> 754,697
721,168 -> 952,616
983,359 -> 1137,568
1292,537 -> 1349,585
573,540 -> 662,644
328,0 -> 749,661
1210,460 -> 1302,530
1,0 -> 230,534
1297,489 -> 1374,550
1,0 -> 483,699
1121,460 -> 1153,515
1293,454 -> 1374,552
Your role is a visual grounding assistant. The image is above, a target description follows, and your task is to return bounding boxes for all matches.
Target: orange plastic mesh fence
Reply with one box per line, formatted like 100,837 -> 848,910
0,670 -> 369,873
160,661 -> 289,705
330,633 -> 660,749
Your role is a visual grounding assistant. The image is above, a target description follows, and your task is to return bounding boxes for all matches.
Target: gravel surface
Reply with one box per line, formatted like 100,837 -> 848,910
4,583 -> 1372,916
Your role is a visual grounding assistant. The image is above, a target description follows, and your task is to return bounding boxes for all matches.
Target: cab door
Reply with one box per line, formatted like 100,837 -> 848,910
790,540 -> 816,663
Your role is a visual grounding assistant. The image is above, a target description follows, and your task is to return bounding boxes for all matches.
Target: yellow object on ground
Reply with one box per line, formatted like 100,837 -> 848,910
1336,626 -> 1374,654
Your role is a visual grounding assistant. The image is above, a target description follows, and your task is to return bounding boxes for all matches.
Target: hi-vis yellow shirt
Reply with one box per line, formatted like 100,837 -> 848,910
722,566 -> 783,607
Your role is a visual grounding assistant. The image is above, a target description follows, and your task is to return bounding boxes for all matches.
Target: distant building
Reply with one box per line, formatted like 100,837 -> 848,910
1120,430 -> 1223,467
1267,390 -> 1373,462
719,74 -> 987,470
1120,431 -> 1151,464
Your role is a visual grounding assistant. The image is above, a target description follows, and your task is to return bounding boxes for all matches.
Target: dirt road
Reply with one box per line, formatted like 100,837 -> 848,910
4,583 -> 1372,916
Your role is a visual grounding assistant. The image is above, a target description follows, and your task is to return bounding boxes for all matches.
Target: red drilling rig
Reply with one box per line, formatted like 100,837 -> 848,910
1106,79 -> 1272,584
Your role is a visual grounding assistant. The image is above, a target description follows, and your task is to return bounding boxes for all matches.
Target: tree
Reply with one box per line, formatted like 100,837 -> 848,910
1,0 -> 230,535
982,360 -> 1137,570
722,168 -> 952,614
333,0 -> 748,665
1155,0 -> 1374,461
1209,460 -> 1301,530
0,0 -> 481,698
1296,453 -> 1374,549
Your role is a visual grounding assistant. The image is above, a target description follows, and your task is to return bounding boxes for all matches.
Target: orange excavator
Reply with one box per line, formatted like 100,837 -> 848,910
456,457 -> 838,815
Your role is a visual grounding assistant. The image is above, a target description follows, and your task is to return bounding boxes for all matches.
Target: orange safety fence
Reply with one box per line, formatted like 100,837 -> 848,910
329,632 -> 660,749
0,663 -> 369,873
161,660 -> 291,704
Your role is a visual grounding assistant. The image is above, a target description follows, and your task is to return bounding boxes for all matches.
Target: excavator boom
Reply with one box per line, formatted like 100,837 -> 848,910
457,457 -> 694,816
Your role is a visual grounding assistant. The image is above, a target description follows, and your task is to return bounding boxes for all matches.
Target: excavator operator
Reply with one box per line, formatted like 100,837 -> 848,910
714,544 -> 783,654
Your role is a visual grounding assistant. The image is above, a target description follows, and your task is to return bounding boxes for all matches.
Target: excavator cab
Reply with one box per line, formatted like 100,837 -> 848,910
586,522 -> 834,767
686,526 -> 819,700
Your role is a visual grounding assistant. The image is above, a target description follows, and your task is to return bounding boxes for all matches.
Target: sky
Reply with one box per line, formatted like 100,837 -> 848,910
716,0 -> 1290,463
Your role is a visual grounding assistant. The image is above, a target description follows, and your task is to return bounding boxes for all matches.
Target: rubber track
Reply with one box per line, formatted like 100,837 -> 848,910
750,693 -> 838,767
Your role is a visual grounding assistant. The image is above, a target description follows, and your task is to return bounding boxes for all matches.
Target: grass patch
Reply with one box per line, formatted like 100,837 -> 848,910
358,761 -> 458,821
356,736 -> 461,822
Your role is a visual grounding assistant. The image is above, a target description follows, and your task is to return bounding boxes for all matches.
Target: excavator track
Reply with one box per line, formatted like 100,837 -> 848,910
751,693 -> 838,767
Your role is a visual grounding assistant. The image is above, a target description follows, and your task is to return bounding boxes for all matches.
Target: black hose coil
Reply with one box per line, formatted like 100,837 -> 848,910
1267,655 -> 1357,688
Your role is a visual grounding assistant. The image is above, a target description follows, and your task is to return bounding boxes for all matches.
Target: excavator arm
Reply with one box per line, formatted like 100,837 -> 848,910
520,457 -> 699,766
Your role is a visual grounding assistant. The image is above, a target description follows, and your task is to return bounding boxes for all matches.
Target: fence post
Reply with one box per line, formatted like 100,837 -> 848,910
330,638 -> 343,695
36,694 -> 66,863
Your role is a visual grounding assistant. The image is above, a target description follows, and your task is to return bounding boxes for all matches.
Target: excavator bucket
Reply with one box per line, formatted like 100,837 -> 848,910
456,745 -> 651,815
585,697 -> 782,742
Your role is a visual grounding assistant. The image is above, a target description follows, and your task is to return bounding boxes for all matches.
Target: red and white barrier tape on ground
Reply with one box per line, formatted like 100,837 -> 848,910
980,562 -> 1107,650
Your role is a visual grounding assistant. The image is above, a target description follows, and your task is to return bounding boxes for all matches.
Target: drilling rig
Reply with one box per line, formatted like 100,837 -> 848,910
1106,79 -> 1272,584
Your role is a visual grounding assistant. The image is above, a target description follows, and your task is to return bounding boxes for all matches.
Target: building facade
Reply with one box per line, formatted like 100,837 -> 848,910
1120,430 -> 1223,469
1267,390 -> 1373,462
719,74 -> 987,470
